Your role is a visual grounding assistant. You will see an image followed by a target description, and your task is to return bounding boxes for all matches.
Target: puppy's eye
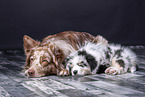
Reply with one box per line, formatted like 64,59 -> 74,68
81,61 -> 84,63
66,58 -> 70,61
77,63 -> 84,67
84,64 -> 87,66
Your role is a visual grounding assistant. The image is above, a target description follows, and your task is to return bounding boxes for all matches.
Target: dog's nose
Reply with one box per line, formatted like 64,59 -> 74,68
73,70 -> 78,75
28,70 -> 35,76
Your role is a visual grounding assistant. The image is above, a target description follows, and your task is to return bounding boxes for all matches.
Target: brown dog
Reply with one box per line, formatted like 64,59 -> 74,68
23,31 -> 98,77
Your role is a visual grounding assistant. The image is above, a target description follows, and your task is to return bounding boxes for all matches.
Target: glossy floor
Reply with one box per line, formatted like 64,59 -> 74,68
0,46 -> 145,97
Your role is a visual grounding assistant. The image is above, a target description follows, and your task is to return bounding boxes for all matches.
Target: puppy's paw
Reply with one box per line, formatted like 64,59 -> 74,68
105,67 -> 121,75
59,69 -> 69,76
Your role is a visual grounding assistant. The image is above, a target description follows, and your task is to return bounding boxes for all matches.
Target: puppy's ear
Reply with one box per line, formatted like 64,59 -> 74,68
23,35 -> 40,54
95,35 -> 108,45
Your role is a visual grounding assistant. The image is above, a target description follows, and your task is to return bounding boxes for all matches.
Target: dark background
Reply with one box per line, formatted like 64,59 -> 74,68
0,0 -> 145,49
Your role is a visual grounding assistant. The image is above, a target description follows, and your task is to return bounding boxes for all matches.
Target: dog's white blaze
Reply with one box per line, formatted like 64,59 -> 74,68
71,56 -> 91,75
33,51 -> 45,67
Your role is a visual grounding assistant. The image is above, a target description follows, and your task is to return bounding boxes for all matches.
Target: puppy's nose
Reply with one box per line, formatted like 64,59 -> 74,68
28,70 -> 35,76
73,70 -> 78,75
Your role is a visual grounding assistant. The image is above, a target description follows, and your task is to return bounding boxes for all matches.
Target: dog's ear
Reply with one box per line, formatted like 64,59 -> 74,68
48,45 -> 65,70
95,35 -> 108,45
23,35 -> 40,54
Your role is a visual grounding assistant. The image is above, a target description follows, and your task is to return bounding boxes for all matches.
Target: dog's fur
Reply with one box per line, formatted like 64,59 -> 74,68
65,35 -> 138,76
23,31 -> 98,77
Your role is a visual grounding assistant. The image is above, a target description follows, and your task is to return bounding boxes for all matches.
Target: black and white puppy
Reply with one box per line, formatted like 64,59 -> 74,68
65,35 -> 138,76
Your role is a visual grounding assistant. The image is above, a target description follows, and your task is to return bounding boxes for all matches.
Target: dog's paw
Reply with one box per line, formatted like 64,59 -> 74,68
59,69 -> 69,76
105,67 -> 121,75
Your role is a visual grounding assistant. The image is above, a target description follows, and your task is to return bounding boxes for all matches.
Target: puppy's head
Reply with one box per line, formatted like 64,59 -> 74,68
66,55 -> 91,76
23,35 -> 63,77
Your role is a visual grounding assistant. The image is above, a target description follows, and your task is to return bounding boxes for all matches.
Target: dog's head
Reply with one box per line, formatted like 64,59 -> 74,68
66,55 -> 92,76
23,35 -> 64,77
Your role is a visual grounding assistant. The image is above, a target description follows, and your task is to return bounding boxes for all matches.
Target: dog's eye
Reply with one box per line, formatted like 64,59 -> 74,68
84,64 -> 87,66
42,60 -> 46,62
42,59 -> 49,66
30,56 -> 35,62
66,59 -> 69,61
81,61 -> 84,63
30,58 -> 34,61
42,59 -> 48,63
77,63 -> 84,67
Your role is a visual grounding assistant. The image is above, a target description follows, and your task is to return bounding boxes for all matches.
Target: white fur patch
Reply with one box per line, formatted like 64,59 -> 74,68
65,42 -> 138,76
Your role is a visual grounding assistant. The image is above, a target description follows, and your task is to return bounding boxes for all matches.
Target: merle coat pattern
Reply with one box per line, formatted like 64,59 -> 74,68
64,36 -> 138,76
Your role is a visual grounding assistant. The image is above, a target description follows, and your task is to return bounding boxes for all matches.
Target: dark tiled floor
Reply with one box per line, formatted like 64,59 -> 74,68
0,46 -> 145,97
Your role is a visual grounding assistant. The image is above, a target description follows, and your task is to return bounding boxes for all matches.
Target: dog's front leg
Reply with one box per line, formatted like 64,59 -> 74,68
105,58 -> 124,75
58,69 -> 69,76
